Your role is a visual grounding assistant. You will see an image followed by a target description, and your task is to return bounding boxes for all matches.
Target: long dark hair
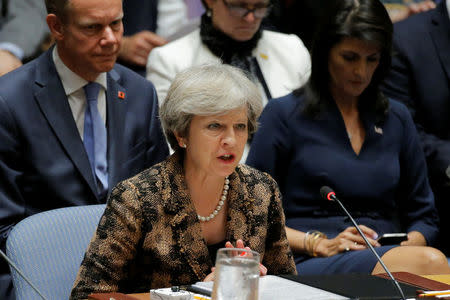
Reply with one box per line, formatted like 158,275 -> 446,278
299,0 -> 393,122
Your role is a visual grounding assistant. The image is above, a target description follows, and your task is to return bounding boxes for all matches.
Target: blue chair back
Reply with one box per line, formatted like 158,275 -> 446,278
6,204 -> 106,300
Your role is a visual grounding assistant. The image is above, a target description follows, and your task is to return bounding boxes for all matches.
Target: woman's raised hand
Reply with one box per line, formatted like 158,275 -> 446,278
225,239 -> 267,276
203,239 -> 268,282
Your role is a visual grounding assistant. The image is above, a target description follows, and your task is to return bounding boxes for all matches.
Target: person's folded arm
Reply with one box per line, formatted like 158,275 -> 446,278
119,31 -> 167,67
0,0 -> 49,60
0,49 -> 22,76
286,226 -> 380,258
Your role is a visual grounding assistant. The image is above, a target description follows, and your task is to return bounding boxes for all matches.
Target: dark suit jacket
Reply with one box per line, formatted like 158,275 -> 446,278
382,2 -> 450,253
0,48 -> 169,297
119,0 -> 158,75
264,0 -> 330,49
122,0 -> 157,37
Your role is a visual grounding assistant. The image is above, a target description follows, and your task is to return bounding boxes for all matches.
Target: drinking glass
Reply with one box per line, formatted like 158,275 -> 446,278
212,248 -> 260,300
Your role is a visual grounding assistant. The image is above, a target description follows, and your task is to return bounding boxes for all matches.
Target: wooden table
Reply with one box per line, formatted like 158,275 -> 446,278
124,293 -> 148,300
423,274 -> 450,285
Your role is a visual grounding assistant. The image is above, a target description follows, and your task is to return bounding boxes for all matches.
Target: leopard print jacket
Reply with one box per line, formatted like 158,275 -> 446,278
70,153 -> 295,299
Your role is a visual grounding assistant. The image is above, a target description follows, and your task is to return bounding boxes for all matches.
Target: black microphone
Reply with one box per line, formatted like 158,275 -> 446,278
0,249 -> 48,300
319,186 -> 407,300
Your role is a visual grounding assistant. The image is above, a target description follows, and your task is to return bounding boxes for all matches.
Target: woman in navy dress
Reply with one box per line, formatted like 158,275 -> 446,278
247,0 -> 450,275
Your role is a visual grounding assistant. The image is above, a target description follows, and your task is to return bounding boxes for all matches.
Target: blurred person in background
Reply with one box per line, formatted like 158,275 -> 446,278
0,0 -> 49,76
264,0 -> 438,50
147,0 -> 311,106
247,0 -> 450,276
382,0 -> 450,255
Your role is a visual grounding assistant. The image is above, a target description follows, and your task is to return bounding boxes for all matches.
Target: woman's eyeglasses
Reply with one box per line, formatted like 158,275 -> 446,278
221,0 -> 272,19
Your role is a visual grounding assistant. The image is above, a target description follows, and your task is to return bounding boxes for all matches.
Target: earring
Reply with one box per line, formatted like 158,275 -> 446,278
206,9 -> 212,17
181,143 -> 187,148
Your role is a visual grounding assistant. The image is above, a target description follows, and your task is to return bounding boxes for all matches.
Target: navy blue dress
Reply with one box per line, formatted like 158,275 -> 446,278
246,92 -> 439,275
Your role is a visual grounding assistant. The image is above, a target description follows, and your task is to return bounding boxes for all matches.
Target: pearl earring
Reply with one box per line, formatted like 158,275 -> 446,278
206,9 -> 212,17
181,143 -> 187,148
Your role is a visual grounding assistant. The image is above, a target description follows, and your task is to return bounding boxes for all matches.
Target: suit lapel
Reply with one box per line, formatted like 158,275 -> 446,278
162,155 -> 212,281
225,171 -> 253,244
429,3 -> 450,82
162,156 -> 255,280
170,210 -> 212,281
253,37 -> 273,99
105,69 -> 126,190
33,50 -> 98,197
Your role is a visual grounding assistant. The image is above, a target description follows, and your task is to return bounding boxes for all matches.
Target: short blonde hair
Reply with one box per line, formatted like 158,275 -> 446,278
160,64 -> 263,151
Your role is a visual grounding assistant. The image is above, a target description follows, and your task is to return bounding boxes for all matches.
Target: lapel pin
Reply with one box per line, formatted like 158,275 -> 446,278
374,126 -> 383,135
118,91 -> 125,99
259,53 -> 268,60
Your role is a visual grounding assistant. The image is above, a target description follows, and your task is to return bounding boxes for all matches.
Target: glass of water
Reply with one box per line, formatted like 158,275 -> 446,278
212,248 -> 260,300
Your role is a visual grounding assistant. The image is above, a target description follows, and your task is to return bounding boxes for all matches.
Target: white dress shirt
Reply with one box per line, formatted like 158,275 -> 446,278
52,47 -> 107,140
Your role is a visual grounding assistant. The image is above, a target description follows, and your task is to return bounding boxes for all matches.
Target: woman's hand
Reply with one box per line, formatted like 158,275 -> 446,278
400,231 -> 427,246
225,239 -> 268,276
408,1 -> 436,16
225,239 -> 246,249
203,267 -> 216,282
314,225 -> 380,257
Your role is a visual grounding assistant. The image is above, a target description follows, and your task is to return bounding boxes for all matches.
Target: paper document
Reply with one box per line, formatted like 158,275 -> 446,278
192,275 -> 349,300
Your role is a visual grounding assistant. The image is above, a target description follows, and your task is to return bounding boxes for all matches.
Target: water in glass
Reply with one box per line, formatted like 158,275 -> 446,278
212,248 -> 259,300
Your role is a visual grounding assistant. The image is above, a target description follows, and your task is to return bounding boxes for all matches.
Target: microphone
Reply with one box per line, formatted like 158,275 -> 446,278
319,186 -> 407,300
0,249 -> 48,300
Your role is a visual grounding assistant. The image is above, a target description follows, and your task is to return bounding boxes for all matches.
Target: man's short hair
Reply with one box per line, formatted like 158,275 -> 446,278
45,0 -> 70,22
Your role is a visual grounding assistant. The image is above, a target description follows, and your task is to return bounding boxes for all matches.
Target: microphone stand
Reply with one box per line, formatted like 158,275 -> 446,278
0,249 -> 48,300
331,195 -> 407,300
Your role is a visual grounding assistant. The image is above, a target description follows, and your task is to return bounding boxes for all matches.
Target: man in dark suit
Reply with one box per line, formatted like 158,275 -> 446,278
382,1 -> 450,255
0,0 -> 166,77
0,0 -> 169,298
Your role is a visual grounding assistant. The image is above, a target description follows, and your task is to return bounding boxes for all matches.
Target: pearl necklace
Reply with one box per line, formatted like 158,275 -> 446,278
197,177 -> 229,222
